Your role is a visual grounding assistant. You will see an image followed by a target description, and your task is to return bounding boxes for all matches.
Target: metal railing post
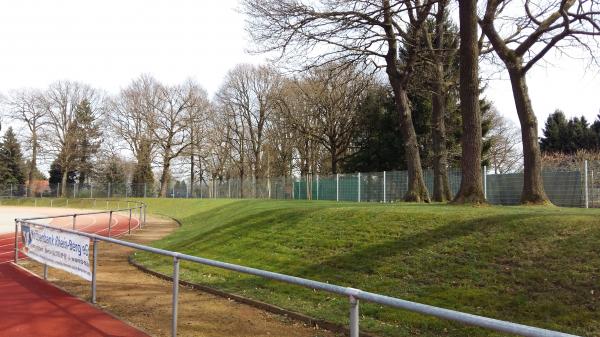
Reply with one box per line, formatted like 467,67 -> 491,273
43,264 -> 48,280
144,183 -> 147,198
139,206 -> 143,229
172,256 -> 180,337
92,238 -> 98,303
108,211 -> 113,237
128,208 -> 132,234
90,183 -> 94,199
108,183 -> 111,198
14,221 -> 19,263
72,214 -> 77,230
349,295 -> 359,337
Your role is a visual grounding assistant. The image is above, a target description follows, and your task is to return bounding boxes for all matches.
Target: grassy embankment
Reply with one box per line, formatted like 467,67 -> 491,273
5,197 -> 600,336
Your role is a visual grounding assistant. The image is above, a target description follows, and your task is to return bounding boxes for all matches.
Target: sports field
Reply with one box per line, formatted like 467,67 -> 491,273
128,199 -> 600,337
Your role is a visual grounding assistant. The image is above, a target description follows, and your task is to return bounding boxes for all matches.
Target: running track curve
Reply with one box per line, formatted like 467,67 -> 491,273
0,210 -> 149,337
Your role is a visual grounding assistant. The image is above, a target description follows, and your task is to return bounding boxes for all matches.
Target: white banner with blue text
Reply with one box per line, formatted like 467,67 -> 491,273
20,224 -> 92,281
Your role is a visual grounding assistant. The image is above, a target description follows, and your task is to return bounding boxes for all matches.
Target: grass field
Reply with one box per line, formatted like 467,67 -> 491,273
126,199 -> 599,337
5,198 -> 600,336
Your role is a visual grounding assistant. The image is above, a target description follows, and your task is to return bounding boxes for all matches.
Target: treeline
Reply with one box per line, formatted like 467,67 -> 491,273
1,65 -> 517,199
541,111 -> 600,154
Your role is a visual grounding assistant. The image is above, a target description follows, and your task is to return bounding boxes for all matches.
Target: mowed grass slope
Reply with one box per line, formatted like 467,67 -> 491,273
128,199 -> 600,337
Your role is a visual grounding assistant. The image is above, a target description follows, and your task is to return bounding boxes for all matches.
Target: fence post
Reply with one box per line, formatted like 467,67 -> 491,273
383,171 -> 387,203
144,183 -> 147,198
483,166 -> 488,200
592,170 -> 595,208
172,185 -> 175,199
349,295 -> 359,337
91,238 -> 98,304
316,174 -> 319,201
357,173 -> 361,203
336,174 -> 340,202
585,160 -> 589,208
172,256 -> 180,337
10,184 -> 13,197
90,183 -> 94,199
108,183 -> 111,198
72,215 -> 77,230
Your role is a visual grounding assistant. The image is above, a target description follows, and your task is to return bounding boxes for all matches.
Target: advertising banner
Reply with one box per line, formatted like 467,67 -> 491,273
20,224 -> 92,281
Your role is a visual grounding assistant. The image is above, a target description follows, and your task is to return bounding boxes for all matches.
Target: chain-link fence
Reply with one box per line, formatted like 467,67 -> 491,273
1,162 -> 596,207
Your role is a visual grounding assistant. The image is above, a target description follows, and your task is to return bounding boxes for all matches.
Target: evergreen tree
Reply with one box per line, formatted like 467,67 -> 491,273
540,110 -> 599,153
0,127 -> 26,185
48,157 -> 76,195
72,99 -> 102,184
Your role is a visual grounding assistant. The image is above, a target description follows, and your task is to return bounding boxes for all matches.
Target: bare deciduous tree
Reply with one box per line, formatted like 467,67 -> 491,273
217,64 -> 281,196
479,0 -> 600,204
486,108 -> 523,174
151,81 -> 204,197
5,89 -> 47,195
278,65 -> 370,174
40,81 -> 102,196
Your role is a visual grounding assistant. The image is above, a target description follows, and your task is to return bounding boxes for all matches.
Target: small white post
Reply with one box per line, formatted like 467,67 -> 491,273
484,166 -> 488,200
592,170 -> 595,208
357,173 -> 361,203
90,183 -> 94,199
172,185 -> 175,198
585,160 -> 589,208
336,174 -> 340,202
383,171 -> 387,203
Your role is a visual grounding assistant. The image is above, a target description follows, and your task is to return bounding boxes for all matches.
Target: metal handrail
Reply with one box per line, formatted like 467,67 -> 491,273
13,219 -> 580,337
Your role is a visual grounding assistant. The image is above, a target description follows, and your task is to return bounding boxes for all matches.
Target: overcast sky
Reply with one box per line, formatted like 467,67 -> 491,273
0,0 -> 598,130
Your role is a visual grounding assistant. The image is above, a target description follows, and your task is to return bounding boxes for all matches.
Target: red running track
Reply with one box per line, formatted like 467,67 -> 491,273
0,211 -> 148,337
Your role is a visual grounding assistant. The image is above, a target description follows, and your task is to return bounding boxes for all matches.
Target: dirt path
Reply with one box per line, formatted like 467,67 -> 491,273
21,216 -> 339,337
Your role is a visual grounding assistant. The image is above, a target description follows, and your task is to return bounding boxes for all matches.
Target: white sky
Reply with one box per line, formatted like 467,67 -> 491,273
0,0 -> 598,130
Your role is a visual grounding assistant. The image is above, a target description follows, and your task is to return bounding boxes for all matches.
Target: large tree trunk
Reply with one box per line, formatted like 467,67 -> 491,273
453,0 -> 485,203
393,86 -> 430,202
159,162 -> 170,197
382,0 -> 429,202
507,65 -> 550,204
28,134 -> 38,197
431,76 -> 452,202
330,147 -> 338,175
61,169 -> 68,198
